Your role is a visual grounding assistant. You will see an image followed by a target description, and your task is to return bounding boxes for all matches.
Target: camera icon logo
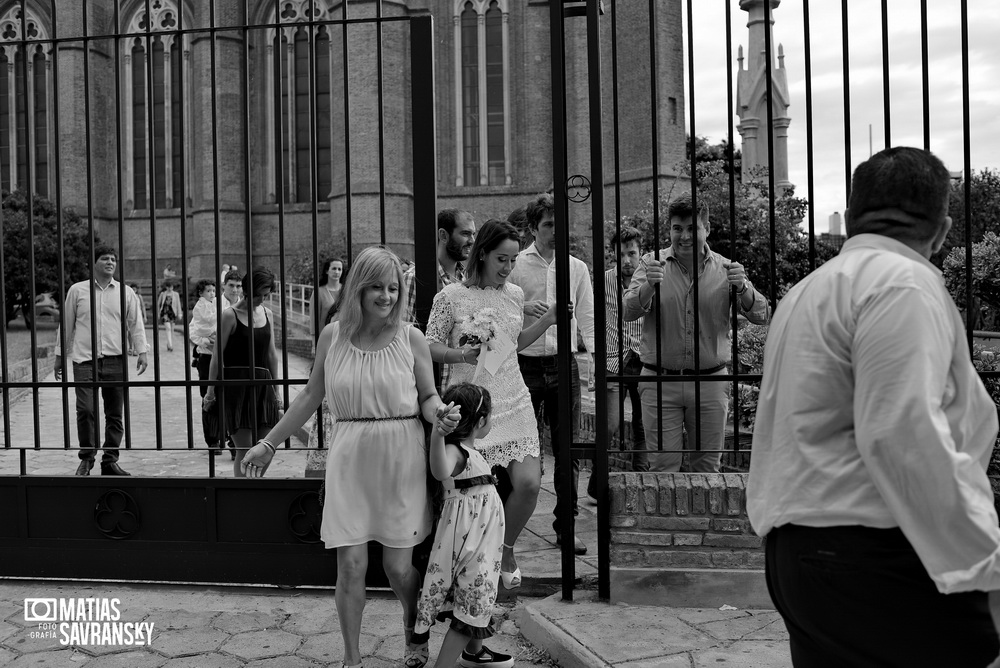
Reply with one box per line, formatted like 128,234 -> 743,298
24,599 -> 57,623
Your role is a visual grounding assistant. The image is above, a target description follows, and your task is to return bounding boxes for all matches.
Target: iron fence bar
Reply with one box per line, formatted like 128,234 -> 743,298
763,0 -> 777,310
841,0 -> 852,206
586,0 -> 610,602
686,0 -> 703,454
241,0 -> 260,444
919,0 -> 930,150
50,0 -> 71,457
143,0 -> 165,453
342,0 -> 353,265
804,0 -> 816,272
302,6 -> 319,448
724,0 -> 741,453
209,0 -> 224,478
648,0 -> 663,459
961,0 -> 973,351
880,0 -> 890,148
112,0 -> 135,461
269,0 -> 289,450
376,0 -> 386,243
176,0 -> 196,455
16,0 -> 41,452
609,0 -> 627,460
410,16 -> 437,331
0,94 -> 7,450
83,0 -> 104,459
548,0 -> 575,602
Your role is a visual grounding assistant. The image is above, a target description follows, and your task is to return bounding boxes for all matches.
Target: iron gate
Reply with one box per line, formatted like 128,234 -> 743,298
0,1 -> 438,588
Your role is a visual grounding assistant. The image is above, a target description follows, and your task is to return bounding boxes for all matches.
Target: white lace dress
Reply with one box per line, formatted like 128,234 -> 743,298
426,282 -> 539,467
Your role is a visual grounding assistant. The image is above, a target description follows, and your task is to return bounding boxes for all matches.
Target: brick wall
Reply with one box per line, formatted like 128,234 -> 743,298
609,472 -> 763,569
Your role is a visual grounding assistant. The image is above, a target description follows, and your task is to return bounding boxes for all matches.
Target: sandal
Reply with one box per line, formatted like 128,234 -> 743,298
500,542 -> 521,589
403,626 -> 428,668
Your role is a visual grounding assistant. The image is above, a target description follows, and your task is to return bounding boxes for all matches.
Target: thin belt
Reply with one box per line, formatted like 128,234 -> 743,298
442,474 -> 498,491
641,362 -> 727,376
336,414 -> 420,423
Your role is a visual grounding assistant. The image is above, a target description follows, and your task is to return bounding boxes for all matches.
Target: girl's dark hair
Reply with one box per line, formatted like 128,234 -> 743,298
440,383 -> 492,445
241,266 -> 276,296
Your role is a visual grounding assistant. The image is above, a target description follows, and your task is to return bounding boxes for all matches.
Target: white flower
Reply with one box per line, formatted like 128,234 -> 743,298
459,308 -> 499,345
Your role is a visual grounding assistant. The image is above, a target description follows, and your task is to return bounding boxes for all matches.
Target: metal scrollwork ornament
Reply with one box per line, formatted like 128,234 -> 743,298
566,175 -> 591,203
94,489 -> 141,540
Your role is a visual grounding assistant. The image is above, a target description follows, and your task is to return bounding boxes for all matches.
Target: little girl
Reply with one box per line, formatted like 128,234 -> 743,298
410,383 -> 513,668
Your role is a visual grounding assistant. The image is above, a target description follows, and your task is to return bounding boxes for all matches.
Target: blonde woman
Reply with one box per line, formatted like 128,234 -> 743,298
241,247 -> 459,668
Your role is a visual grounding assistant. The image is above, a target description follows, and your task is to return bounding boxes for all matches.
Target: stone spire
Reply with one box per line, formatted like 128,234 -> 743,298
736,0 -> 791,192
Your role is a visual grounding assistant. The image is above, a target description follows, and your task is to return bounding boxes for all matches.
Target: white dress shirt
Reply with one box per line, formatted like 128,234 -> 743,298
747,234 -> 1000,594
58,279 -> 148,363
508,242 -> 595,357
189,297 -> 219,355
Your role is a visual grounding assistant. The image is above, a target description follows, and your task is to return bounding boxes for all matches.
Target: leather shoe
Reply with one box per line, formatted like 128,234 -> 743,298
555,534 -> 588,555
101,462 -> 131,476
75,461 -> 93,476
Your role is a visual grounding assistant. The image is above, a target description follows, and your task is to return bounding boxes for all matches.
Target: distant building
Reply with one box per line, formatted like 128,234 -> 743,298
820,211 -> 846,250
4,0 -> 688,279
736,0 -> 791,194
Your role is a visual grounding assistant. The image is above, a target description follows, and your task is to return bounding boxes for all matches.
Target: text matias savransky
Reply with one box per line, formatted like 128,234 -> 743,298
25,597 -> 155,647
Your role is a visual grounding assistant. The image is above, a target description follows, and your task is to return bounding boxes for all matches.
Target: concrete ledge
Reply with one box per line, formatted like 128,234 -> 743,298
611,567 -> 772,609
518,593 -> 608,668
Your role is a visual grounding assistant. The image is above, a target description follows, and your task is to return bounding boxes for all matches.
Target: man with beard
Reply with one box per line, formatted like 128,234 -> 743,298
404,208 -> 476,388
588,226 -> 647,504
624,193 -> 768,472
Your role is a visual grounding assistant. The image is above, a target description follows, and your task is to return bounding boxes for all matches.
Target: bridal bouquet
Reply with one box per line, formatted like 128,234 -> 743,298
458,308 -> 499,347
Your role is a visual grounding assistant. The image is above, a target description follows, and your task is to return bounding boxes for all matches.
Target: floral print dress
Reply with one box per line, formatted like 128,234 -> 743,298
414,442 -> 505,638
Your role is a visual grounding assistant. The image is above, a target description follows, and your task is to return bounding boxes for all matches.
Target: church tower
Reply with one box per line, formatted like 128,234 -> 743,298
736,0 -> 791,192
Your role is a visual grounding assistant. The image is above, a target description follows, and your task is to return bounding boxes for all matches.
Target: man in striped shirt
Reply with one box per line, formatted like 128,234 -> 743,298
587,227 -> 647,502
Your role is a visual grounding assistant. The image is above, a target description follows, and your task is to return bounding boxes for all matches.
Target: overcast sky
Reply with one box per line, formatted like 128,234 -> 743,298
680,0 -> 1000,233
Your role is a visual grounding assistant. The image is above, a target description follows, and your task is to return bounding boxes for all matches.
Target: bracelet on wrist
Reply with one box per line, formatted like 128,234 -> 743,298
737,282 -> 749,295
258,439 -> 276,455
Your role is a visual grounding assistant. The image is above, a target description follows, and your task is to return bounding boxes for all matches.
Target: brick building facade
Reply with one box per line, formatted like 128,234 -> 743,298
7,0 -> 685,283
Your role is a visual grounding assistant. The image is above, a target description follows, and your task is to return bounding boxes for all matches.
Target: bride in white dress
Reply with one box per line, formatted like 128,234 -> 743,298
426,219 -> 561,589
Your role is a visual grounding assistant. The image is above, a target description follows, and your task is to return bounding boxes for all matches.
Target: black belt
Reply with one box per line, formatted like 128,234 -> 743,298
442,474 -> 498,491
641,362 -> 727,376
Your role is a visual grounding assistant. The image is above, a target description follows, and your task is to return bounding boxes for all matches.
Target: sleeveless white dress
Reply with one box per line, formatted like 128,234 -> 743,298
320,322 -> 432,549
426,282 -> 539,468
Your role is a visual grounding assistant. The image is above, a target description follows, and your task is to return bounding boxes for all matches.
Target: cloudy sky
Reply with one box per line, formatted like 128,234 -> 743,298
680,0 -> 1000,233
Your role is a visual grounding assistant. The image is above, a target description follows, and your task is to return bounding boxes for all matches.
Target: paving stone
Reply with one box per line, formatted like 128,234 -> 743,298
153,627 -> 229,658
155,609 -> 220,631
2,624 -> 64,653
613,655 -> 692,667
82,649 -> 166,668
161,653 -> 244,668
0,647 -> 16,665
220,628 -> 302,660
6,648 -> 91,666
245,656 -> 324,668
675,607 -> 753,625
212,611 -> 284,634
297,631 -> 379,664
743,617 -> 790,641
692,640 -> 792,667
281,609 -> 337,636
698,612 -> 784,641
0,619 -> 20,642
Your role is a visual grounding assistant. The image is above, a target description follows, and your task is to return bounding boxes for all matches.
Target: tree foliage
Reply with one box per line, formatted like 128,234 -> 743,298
2,190 -> 98,325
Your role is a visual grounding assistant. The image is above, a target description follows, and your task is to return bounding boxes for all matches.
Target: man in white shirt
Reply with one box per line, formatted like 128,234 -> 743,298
55,245 -> 148,476
747,147 -> 1000,665
509,192 -> 596,555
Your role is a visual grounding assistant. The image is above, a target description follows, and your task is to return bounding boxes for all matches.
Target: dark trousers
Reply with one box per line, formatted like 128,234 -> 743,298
73,356 -> 124,464
195,352 -> 219,446
518,353 -> 581,534
766,524 -> 999,667
588,353 -> 646,498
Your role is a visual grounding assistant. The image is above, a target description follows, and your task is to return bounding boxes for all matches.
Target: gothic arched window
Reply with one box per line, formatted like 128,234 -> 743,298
0,5 -> 52,198
122,0 -> 190,210
453,0 -> 510,187
264,0 -> 333,205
